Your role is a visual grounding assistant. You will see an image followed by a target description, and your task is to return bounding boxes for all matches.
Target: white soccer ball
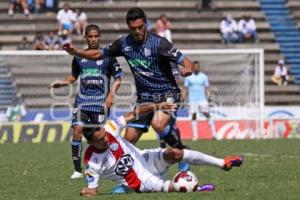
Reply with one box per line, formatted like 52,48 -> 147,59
172,171 -> 198,192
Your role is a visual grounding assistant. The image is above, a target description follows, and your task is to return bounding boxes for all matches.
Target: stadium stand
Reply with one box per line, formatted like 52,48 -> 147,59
286,0 -> 300,85
0,60 -> 16,111
260,0 -> 300,86
0,0 -> 299,112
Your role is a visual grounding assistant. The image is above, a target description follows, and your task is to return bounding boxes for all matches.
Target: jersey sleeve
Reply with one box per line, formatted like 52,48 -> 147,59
184,77 -> 189,88
104,120 -> 123,137
159,37 -> 185,65
205,75 -> 209,87
71,56 -> 80,78
101,39 -> 123,58
109,57 -> 123,79
85,164 -> 100,189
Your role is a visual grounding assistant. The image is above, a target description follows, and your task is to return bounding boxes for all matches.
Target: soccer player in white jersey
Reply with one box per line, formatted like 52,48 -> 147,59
183,61 -> 216,140
79,102 -> 243,197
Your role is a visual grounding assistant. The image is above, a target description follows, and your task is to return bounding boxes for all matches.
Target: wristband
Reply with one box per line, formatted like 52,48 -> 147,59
116,116 -> 127,128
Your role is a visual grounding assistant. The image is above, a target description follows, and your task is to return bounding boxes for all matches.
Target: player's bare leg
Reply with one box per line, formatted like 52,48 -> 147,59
152,111 -> 190,171
123,127 -> 144,145
152,111 -> 186,148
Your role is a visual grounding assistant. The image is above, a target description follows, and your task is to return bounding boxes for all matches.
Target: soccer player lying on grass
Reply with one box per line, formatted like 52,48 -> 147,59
80,102 -> 243,197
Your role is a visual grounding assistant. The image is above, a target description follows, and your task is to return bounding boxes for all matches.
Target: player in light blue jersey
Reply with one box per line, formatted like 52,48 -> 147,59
183,61 -> 216,140
50,25 -> 122,179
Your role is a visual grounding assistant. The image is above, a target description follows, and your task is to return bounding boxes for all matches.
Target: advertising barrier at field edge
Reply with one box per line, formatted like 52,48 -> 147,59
0,119 -> 299,143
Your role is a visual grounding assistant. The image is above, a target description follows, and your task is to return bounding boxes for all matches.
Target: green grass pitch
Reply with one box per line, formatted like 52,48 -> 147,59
1,139 -> 299,200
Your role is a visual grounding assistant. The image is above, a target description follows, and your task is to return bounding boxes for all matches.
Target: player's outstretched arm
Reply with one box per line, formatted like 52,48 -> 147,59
63,43 -> 103,60
49,75 -> 77,89
80,187 -> 98,197
105,77 -> 122,108
122,102 -> 177,123
180,57 -> 193,77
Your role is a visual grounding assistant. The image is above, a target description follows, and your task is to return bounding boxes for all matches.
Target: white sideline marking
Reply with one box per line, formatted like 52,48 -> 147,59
244,153 -> 299,158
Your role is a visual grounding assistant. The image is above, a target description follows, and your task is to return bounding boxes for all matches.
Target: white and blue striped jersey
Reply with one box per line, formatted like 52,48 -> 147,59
72,51 -> 122,112
100,32 -> 185,102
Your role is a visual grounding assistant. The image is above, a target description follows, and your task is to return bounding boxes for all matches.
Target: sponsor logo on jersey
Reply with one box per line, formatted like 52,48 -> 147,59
98,115 -> 104,123
109,143 -> 119,151
86,172 -> 95,183
144,48 -> 151,57
73,107 -> 78,114
115,154 -> 134,176
168,47 -> 179,57
96,60 -> 103,65
107,121 -> 116,131
81,59 -> 88,63
143,152 -> 149,162
124,46 -> 132,52
128,59 -> 150,69
81,68 -> 101,76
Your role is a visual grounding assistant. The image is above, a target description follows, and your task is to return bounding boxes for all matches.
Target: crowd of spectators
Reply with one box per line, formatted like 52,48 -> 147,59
8,0 -> 58,17
220,14 -> 258,44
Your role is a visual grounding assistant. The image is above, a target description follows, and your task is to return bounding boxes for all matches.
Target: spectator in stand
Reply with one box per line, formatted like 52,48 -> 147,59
44,0 -> 58,12
58,29 -> 72,47
27,0 -> 45,13
155,14 -> 172,42
17,36 -> 31,50
238,14 -> 258,43
196,0 -> 214,12
272,59 -> 289,86
33,32 -> 46,50
220,14 -> 239,44
56,3 -> 75,35
8,0 -> 30,17
45,31 -> 60,50
74,8 -> 88,35
6,95 -> 27,122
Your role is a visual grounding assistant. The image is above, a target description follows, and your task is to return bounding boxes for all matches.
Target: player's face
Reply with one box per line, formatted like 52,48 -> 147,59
89,129 -> 109,151
193,63 -> 200,74
86,30 -> 100,49
127,19 -> 147,43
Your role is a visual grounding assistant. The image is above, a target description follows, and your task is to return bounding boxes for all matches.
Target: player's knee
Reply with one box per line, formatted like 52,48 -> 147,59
192,113 -> 197,120
152,120 -> 168,133
164,148 -> 183,163
124,134 -> 138,144
124,128 -> 139,144
172,148 -> 184,161
203,112 -> 210,118
73,127 -> 83,140
153,124 -> 165,133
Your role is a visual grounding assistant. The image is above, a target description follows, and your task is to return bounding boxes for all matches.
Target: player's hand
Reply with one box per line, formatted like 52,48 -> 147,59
49,80 -> 67,89
63,43 -> 78,56
181,67 -> 192,77
80,187 -> 97,197
158,102 -> 177,112
104,94 -> 114,108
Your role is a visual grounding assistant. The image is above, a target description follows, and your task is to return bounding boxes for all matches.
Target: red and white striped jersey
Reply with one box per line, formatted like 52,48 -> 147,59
84,120 -> 164,192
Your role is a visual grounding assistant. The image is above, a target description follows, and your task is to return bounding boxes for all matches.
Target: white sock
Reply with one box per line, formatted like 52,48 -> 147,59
182,149 -> 224,168
191,120 -> 198,139
208,119 -> 216,138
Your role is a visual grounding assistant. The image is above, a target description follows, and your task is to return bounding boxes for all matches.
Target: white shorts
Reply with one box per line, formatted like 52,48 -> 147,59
189,101 -> 209,114
140,148 -> 171,192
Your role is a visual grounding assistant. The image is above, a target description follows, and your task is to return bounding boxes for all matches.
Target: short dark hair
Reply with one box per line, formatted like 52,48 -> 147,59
82,126 -> 100,141
193,61 -> 199,65
126,7 -> 147,24
85,24 -> 101,36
